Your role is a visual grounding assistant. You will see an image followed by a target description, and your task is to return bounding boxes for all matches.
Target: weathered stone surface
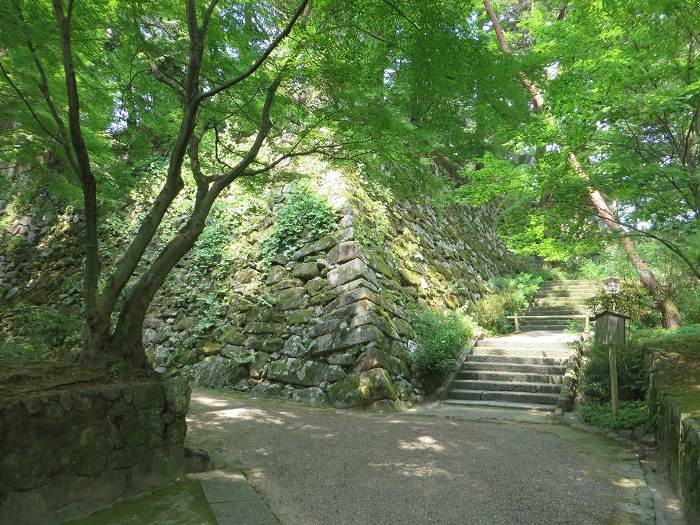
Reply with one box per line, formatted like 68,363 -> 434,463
310,324 -> 385,356
201,341 -> 222,355
0,378 -> 189,525
399,268 -> 421,287
192,356 -> 248,388
291,261 -> 320,281
275,287 -> 309,310
266,358 -> 346,387
244,335 -> 284,353
265,265 -> 288,285
291,235 -> 337,260
281,335 -> 307,357
326,259 -> 377,288
305,276 -> 329,296
222,327 -> 246,346
291,387 -> 326,405
249,353 -> 270,379
286,308 -> 316,325
354,346 -> 408,377
250,381 -> 284,398
327,241 -> 362,265
173,316 -> 197,331
327,368 -> 398,408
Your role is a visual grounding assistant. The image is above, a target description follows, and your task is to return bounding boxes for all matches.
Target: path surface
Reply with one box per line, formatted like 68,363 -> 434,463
187,389 -> 657,525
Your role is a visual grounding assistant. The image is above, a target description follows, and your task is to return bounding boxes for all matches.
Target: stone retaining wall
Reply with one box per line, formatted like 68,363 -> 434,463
0,379 -> 191,525
647,351 -> 700,523
1,163 -> 512,409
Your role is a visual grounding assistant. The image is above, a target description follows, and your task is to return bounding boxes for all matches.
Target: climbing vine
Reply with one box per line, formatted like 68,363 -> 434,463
261,187 -> 339,268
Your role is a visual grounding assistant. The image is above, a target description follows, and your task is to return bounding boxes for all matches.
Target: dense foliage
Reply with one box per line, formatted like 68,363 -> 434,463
0,0 -> 698,363
581,401 -> 651,432
473,270 -> 563,334
410,309 -> 473,390
581,342 -> 646,403
261,186 -> 338,268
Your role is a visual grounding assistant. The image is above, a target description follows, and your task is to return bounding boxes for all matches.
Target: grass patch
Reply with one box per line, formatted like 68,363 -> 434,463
581,400 -> 652,431
634,325 -> 700,419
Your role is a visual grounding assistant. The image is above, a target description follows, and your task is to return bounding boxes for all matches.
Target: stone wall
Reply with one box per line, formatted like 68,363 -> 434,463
1,163 -> 512,409
647,352 -> 700,523
0,379 -> 191,525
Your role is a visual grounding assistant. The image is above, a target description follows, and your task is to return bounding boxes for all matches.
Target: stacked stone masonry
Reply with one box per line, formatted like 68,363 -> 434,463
0,379 -> 191,525
1,166 -> 511,409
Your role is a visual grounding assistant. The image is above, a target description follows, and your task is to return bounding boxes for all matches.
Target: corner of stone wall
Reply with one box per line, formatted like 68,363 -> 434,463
0,378 -> 191,525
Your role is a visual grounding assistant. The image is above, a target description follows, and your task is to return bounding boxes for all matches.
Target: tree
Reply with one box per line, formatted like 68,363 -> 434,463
479,0 -> 687,328
1,0 -> 512,366
1,0 -> 319,367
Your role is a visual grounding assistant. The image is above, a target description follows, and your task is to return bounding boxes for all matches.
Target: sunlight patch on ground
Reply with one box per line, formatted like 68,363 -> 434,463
368,462 -> 453,478
212,407 -> 285,425
191,394 -> 233,408
398,435 -> 445,452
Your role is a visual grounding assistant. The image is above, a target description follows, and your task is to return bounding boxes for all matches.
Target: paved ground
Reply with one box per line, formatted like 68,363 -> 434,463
187,389 -> 658,525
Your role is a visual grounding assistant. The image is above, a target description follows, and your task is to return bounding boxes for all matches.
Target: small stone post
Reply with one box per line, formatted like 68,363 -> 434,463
593,310 -> 629,417
513,313 -> 520,333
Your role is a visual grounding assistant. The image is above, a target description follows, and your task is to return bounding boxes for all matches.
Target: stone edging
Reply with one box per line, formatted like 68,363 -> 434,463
556,411 -> 657,524
190,470 -> 279,525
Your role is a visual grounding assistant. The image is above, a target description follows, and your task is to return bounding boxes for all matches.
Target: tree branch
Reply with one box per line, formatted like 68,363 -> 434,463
196,0 -> 308,102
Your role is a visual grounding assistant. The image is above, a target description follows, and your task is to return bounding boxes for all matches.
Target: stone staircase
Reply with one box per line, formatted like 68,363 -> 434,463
520,279 -> 599,332
444,280 -> 599,411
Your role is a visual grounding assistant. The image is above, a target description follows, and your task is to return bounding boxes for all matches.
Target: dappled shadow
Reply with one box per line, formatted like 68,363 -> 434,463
185,388 -> 646,524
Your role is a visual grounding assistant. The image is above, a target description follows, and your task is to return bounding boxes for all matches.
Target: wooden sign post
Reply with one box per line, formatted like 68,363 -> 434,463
593,311 -> 629,417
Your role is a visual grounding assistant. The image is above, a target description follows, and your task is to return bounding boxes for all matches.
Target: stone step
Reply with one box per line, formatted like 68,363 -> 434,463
533,299 -> 592,308
525,307 -> 591,315
450,379 -> 562,394
463,361 -> 566,374
446,389 -> 560,405
533,290 -> 597,298
520,325 -> 571,333
477,338 -> 573,349
469,354 -> 568,366
520,314 -> 587,321
457,370 -> 564,384
539,280 -> 598,287
519,319 -> 572,326
443,399 -> 557,411
473,347 -> 573,359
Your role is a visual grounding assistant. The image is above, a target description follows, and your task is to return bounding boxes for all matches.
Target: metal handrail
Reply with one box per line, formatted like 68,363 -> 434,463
506,313 -> 591,333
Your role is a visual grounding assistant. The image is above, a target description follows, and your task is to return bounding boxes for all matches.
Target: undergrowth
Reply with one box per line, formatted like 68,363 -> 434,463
581,400 -> 652,431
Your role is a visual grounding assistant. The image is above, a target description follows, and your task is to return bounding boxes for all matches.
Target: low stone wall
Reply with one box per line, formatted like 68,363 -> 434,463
647,351 -> 700,523
0,379 -> 191,525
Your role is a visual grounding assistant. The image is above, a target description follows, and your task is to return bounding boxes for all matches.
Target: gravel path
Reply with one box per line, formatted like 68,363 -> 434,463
187,390 -> 654,525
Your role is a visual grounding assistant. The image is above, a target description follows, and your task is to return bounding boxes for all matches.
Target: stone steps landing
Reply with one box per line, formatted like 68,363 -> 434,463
445,326 -> 578,411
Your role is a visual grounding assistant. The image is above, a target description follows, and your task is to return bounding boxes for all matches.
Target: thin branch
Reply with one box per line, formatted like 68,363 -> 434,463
0,61 -> 60,142
149,61 -> 185,98
381,0 -> 420,31
196,0 -> 308,102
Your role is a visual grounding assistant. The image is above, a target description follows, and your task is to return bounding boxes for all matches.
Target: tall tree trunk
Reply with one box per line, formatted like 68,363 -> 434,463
482,0 -> 682,328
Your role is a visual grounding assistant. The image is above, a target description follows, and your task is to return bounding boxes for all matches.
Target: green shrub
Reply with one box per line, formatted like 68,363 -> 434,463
586,281 -> 660,327
0,304 -> 81,360
261,187 -> 338,267
581,400 -> 651,431
473,270 -> 558,334
410,309 -> 473,391
581,342 -> 646,402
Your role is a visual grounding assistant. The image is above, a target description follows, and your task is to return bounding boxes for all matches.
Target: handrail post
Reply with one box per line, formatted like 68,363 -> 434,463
514,313 -> 520,333
584,315 -> 590,333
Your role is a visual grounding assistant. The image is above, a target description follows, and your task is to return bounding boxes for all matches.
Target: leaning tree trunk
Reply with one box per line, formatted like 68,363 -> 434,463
482,0 -> 682,328
108,214 -> 208,368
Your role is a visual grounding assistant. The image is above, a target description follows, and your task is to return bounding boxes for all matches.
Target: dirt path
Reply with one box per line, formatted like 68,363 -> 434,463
187,389 -> 657,525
